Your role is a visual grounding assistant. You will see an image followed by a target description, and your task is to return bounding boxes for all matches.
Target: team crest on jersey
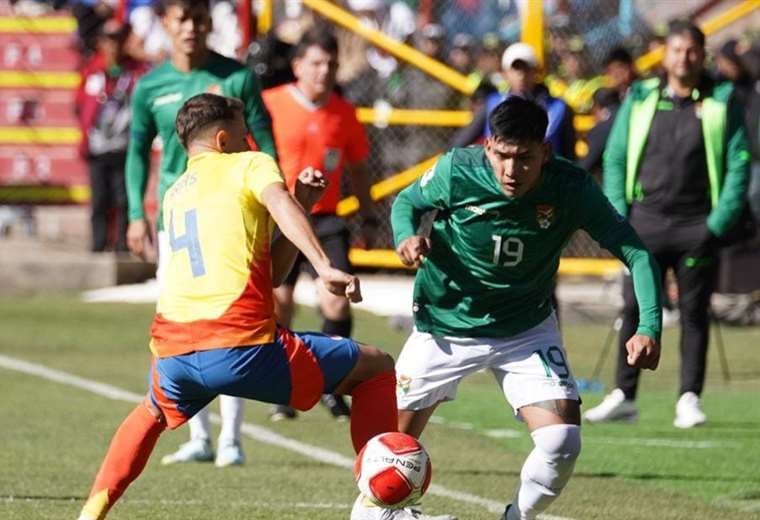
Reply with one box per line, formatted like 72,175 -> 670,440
206,84 -> 222,95
536,204 -> 555,229
397,375 -> 412,394
323,148 -> 341,172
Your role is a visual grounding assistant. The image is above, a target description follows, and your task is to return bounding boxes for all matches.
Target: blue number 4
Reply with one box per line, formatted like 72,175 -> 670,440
169,209 -> 206,277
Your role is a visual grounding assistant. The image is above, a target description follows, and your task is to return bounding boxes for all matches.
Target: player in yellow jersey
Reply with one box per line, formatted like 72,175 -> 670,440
77,93 -> 400,520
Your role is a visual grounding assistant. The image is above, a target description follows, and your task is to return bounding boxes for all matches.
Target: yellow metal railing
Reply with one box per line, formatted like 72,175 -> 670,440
301,0 -> 473,95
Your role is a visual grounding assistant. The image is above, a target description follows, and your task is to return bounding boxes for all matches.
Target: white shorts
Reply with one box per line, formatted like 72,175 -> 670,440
395,314 -> 579,414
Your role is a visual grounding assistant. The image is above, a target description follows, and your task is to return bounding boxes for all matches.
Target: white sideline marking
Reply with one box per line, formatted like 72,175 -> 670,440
431,415 -> 736,449
0,495 -> 351,509
0,354 -> 573,520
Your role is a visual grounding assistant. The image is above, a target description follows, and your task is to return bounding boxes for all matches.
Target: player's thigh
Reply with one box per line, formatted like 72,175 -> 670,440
490,314 -> 580,419
395,329 -> 491,411
277,327 -> 360,410
149,355 -> 216,430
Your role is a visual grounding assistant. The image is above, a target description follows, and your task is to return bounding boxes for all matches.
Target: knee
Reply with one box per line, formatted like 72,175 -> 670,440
321,293 -> 350,320
532,424 -> 581,463
358,344 -> 395,377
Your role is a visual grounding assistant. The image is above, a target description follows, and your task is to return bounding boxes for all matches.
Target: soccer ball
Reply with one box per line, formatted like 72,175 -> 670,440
354,432 -> 432,509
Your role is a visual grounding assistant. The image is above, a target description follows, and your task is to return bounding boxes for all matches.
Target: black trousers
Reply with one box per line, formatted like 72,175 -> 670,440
616,209 -> 718,399
88,152 -> 127,252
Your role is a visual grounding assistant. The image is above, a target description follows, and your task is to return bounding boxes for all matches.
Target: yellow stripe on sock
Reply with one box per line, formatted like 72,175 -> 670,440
80,489 -> 110,520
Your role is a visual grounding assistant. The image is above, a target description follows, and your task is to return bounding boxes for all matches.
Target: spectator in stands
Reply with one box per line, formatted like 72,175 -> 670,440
124,0 -> 172,63
76,20 -> 146,252
71,0 -> 115,58
716,39 -> 760,223
263,28 -> 378,422
400,24 -> 463,162
467,33 -> 506,93
579,87 -> 620,176
448,33 -> 475,76
586,21 -> 750,429
452,42 -> 576,160
603,46 -> 638,99
546,39 -> 603,113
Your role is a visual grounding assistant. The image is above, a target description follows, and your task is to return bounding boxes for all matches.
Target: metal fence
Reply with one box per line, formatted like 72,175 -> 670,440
265,0 -> 703,260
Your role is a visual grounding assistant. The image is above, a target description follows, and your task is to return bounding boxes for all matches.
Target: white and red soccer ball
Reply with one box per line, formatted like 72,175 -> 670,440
354,432 -> 432,508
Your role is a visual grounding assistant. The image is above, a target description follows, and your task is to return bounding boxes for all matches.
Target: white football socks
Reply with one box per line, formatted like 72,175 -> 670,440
218,395 -> 244,445
510,424 -> 581,519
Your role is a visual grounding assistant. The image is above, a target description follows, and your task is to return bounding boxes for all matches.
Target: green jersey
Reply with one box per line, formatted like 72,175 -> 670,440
392,146 -> 662,339
126,52 -> 277,227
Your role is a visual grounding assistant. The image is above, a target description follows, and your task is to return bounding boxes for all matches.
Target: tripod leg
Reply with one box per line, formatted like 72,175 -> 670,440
591,316 -> 622,381
712,317 -> 731,383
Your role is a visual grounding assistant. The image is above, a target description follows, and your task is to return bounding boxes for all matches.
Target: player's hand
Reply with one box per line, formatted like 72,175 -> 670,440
294,167 -> 327,211
396,235 -> 431,267
127,219 -> 150,259
316,266 -> 363,303
625,334 -> 660,370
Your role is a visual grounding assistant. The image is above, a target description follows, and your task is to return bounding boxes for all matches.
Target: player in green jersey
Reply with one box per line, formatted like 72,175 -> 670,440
124,0 -> 276,469
351,97 -> 663,520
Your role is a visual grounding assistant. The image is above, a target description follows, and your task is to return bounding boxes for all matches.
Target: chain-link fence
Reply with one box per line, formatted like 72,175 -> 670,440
264,0 -> 702,261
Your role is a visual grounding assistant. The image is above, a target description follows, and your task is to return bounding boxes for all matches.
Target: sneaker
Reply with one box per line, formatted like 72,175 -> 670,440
673,391 -> 707,428
350,494 -> 457,520
321,394 -> 351,421
215,440 -> 245,467
583,388 -> 638,423
160,438 -> 214,465
269,404 -> 298,422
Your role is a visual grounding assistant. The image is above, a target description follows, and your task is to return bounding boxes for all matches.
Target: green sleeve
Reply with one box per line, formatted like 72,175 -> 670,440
706,97 -> 751,237
391,153 -> 452,246
602,94 -> 633,216
243,70 -> 277,161
580,176 -> 662,339
125,81 -> 156,222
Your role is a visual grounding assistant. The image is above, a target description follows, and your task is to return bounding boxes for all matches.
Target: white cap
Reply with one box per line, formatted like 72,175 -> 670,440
348,0 -> 382,11
501,42 -> 538,69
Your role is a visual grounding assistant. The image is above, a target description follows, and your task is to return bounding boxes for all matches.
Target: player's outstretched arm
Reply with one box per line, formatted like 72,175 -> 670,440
270,168 -> 326,286
262,182 -> 362,302
391,183 -> 439,266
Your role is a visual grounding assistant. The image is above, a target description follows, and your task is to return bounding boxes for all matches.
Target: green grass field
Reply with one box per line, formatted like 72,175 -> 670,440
1,294 -> 759,519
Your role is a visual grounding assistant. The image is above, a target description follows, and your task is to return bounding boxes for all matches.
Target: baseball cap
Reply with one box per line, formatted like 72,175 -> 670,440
501,42 -> 538,69
421,23 -> 445,40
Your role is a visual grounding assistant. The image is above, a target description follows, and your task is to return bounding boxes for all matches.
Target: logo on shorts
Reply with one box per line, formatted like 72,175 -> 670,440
536,204 -> 555,229
397,374 -> 412,394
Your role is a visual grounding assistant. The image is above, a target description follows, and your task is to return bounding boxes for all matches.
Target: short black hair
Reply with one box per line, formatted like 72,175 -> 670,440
175,93 -> 243,149
603,46 -> 633,67
592,87 -> 620,110
667,20 -> 705,48
488,96 -> 548,144
293,26 -> 338,59
158,0 -> 208,15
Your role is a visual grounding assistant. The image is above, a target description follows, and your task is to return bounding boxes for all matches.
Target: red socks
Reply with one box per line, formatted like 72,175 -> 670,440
349,371 -> 398,453
81,404 -> 165,519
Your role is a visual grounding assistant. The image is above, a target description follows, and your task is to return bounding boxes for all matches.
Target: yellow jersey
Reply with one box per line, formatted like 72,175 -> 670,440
150,151 -> 284,358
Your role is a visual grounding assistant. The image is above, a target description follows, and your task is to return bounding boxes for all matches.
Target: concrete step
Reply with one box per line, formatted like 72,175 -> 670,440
0,236 -> 155,293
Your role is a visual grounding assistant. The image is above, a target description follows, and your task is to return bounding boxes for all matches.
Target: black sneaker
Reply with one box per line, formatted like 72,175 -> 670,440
269,404 -> 298,422
320,394 -> 350,420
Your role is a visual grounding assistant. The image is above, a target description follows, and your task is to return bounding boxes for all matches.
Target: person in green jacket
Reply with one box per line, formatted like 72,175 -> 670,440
585,21 -> 750,429
124,0 -> 277,469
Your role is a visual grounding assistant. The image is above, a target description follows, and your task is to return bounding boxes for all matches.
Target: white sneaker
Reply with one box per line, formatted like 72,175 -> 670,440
215,440 -> 245,467
583,388 -> 638,423
160,438 -> 214,465
673,392 -> 707,428
350,495 -> 457,520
